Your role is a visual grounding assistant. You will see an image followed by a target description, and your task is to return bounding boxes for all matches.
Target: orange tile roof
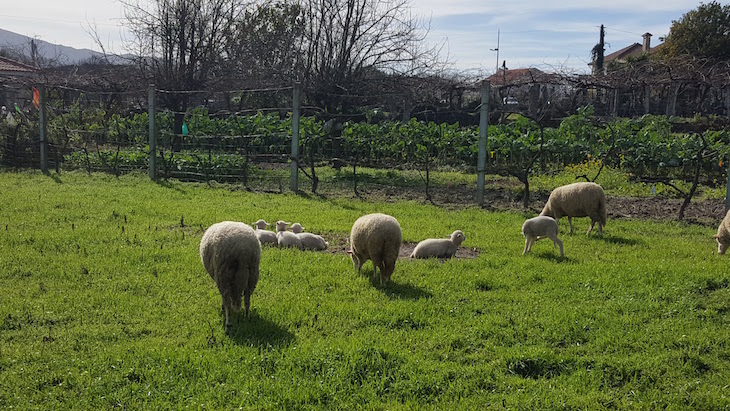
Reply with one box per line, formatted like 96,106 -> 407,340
0,56 -> 38,76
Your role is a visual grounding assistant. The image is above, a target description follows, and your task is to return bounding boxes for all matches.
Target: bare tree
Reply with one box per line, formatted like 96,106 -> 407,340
120,0 -> 243,140
298,0 -> 446,112
222,2 -> 305,88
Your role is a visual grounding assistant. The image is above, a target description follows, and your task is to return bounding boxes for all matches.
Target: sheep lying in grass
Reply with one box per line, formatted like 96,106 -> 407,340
540,182 -> 607,236
290,223 -> 329,251
348,213 -> 402,285
522,216 -> 564,257
252,219 -> 278,246
714,209 -> 730,254
200,221 -> 261,330
275,220 -> 302,249
410,230 -> 465,259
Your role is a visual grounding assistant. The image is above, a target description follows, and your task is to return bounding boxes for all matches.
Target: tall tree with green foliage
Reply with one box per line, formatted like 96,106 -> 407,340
662,1 -> 730,60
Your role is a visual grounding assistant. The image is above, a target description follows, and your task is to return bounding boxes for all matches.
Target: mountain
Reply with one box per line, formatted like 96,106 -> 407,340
0,27 -> 106,65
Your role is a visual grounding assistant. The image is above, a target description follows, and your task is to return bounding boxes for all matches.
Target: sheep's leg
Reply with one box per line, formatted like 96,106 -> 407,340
568,217 -> 574,234
371,258 -> 382,285
523,236 -> 535,254
223,304 -> 232,331
244,289 -> 252,317
551,235 -> 564,257
587,219 -> 595,235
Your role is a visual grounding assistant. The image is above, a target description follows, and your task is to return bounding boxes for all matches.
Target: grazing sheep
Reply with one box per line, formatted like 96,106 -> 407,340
275,220 -> 302,249
252,219 -> 278,246
290,223 -> 329,251
410,230 -> 465,259
348,213 -> 402,285
714,209 -> 730,254
540,182 -> 607,236
200,221 -> 261,330
521,216 -> 564,257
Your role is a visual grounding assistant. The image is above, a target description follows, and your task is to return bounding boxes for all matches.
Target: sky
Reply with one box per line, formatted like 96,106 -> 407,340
0,0 -> 707,75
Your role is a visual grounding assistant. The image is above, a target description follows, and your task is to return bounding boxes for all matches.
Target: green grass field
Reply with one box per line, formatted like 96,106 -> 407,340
0,171 -> 728,409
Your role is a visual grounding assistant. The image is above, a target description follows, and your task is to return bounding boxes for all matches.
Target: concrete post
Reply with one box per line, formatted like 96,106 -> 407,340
477,80 -> 490,206
38,84 -> 47,173
290,82 -> 301,192
148,85 -> 157,180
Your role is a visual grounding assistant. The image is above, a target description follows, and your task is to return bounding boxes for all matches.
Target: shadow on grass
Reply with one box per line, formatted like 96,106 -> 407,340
532,251 -> 576,263
154,178 -> 188,194
227,314 -> 295,348
43,171 -> 63,184
598,235 -> 642,246
375,279 -> 433,300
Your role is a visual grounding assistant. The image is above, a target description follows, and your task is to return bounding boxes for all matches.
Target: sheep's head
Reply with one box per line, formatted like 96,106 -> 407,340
451,230 -> 466,246
347,250 -> 362,272
539,205 -> 554,218
275,220 -> 290,232
253,219 -> 269,229
290,223 -> 304,234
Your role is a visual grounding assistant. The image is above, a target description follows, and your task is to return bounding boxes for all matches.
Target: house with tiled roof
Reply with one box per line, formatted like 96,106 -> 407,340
486,67 -> 551,87
0,56 -> 38,77
484,66 -> 564,118
592,33 -> 664,74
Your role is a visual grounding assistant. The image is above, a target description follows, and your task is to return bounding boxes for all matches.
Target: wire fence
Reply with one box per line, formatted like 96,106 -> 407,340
2,76 -> 730,208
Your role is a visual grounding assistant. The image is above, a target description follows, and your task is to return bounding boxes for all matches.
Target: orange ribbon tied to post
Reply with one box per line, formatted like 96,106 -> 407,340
32,87 -> 40,109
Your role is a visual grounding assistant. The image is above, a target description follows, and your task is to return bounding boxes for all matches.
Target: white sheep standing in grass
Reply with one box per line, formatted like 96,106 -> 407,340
348,213 -> 402,285
252,219 -> 278,246
540,181 -> 607,236
275,220 -> 302,249
522,215 -> 564,257
200,221 -> 261,331
290,223 -> 329,251
713,209 -> 730,254
410,230 -> 465,259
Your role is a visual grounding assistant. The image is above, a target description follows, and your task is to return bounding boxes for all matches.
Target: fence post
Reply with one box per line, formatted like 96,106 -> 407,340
148,85 -> 157,180
38,84 -> 47,173
726,162 -> 730,213
290,82 -> 301,192
477,80 -> 490,206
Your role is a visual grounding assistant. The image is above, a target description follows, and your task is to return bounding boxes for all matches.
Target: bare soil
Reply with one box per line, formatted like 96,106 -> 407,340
302,183 -> 726,261
319,183 -> 726,226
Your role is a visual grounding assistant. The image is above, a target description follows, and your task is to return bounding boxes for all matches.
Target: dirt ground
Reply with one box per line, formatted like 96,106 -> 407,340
325,183 -> 727,226
312,183 -> 726,261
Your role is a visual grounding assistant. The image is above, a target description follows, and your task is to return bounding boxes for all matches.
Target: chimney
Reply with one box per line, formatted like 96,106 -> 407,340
642,32 -> 652,53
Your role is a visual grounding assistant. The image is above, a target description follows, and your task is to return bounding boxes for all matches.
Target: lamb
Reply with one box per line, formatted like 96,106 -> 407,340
713,209 -> 730,254
410,230 -> 465,259
290,223 -> 329,251
348,213 -> 402,285
275,220 -> 302,249
540,181 -> 607,236
252,219 -> 278,246
199,221 -> 261,330
521,215 -> 564,257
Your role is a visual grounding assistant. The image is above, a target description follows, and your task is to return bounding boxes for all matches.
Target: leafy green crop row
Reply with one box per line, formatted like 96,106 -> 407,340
5,103 -> 730,186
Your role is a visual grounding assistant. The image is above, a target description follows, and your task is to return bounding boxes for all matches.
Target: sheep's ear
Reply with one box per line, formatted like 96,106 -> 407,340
713,234 -> 719,239
346,250 -> 353,255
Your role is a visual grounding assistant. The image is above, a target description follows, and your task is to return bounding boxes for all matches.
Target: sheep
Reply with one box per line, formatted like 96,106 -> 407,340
275,220 -> 302,249
348,213 -> 402,285
252,219 -> 278,246
290,223 -> 329,251
713,209 -> 730,254
521,215 -> 564,257
540,182 -> 607,236
199,221 -> 261,330
410,230 -> 465,259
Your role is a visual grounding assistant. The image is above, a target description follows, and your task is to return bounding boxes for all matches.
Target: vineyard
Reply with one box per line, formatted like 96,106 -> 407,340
2,84 -> 730,218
